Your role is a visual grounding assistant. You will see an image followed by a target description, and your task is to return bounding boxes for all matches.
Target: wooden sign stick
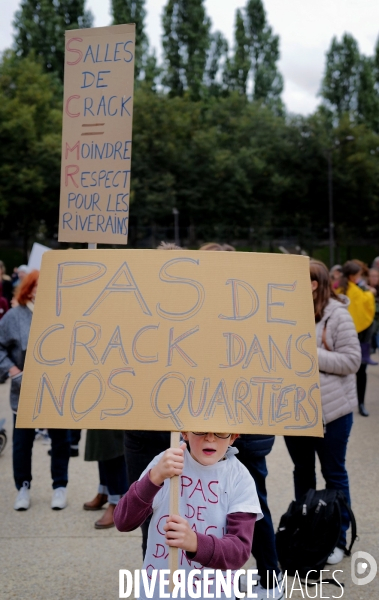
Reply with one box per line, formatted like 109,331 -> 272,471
169,431 -> 181,591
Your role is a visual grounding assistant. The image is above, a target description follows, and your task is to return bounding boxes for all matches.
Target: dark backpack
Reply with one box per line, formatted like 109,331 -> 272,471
276,489 -> 357,580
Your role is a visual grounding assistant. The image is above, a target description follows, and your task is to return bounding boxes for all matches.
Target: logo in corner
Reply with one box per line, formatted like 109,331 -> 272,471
351,551 -> 377,586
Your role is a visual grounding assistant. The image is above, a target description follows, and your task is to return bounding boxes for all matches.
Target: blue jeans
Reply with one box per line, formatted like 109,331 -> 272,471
234,435 -> 281,589
13,415 -> 70,490
124,430 -> 171,557
98,455 -> 128,504
284,412 -> 353,548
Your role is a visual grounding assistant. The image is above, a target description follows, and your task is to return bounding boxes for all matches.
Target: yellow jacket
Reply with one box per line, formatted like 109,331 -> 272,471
337,282 -> 375,333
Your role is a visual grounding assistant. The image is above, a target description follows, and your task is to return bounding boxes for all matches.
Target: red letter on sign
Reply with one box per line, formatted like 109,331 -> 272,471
65,165 -> 79,188
65,141 -> 80,160
66,37 -> 83,65
66,95 -> 80,118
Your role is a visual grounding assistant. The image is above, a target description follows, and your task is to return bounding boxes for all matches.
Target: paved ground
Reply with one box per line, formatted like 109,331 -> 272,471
1,368 -> 378,600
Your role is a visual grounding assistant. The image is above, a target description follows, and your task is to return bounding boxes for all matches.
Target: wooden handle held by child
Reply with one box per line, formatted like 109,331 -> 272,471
169,431 -> 181,592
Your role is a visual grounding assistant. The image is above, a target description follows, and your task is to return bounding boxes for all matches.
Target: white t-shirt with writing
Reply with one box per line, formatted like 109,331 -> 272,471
138,446 -> 262,599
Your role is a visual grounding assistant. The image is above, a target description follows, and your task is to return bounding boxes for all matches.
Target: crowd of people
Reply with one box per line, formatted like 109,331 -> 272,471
0,262 -> 32,315
0,248 -> 377,600
329,258 -> 379,416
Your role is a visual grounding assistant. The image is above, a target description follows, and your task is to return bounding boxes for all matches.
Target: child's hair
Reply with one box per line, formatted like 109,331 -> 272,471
199,242 -> 236,251
339,261 -> 361,295
156,241 -> 181,250
15,270 -> 39,305
310,259 -> 342,322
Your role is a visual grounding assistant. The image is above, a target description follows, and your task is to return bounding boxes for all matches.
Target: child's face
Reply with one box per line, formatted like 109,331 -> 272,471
181,432 -> 239,466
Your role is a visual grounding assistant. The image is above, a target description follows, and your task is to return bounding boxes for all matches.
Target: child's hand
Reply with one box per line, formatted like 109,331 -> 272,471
164,514 -> 198,553
149,442 -> 186,486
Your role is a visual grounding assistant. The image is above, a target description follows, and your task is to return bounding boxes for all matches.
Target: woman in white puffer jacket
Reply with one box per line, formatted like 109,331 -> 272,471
284,259 -> 361,566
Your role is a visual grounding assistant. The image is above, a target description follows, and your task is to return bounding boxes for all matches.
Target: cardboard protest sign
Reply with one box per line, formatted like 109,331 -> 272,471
28,243 -> 51,271
58,24 -> 135,245
17,250 -> 323,436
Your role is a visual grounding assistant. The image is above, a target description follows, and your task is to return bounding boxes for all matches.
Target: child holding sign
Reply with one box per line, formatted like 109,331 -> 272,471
114,432 -> 262,599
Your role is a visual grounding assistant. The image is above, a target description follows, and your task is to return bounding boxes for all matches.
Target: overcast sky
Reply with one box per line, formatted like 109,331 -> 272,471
1,0 -> 379,115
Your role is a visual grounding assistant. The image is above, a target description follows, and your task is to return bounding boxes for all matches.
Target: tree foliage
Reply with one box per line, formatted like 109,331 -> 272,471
129,90 -> 379,246
204,31 -> 229,97
0,51 -> 62,250
2,0 -> 379,256
357,56 -> 379,132
227,0 -> 283,110
321,34 -> 361,117
162,0 -> 211,99
112,0 -> 147,78
228,9 -> 251,94
321,33 -> 379,132
13,0 -> 93,82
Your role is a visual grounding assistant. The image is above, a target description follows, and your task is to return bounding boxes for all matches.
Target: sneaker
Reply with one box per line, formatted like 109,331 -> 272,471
41,433 -> 51,445
252,574 -> 284,600
14,482 -> 30,510
34,429 -> 44,440
239,573 -> 260,592
327,547 -> 345,565
35,429 -> 51,444
51,487 -> 67,510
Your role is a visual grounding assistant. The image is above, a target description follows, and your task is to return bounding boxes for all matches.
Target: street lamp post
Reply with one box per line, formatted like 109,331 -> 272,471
172,207 -> 179,247
327,150 -> 334,267
326,136 -> 354,268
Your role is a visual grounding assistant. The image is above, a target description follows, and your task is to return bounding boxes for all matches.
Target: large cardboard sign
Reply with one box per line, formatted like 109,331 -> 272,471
17,250 -> 323,436
58,25 -> 135,244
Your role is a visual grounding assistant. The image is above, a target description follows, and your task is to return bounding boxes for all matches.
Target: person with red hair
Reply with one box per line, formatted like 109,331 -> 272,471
14,269 -> 38,305
0,270 -> 71,511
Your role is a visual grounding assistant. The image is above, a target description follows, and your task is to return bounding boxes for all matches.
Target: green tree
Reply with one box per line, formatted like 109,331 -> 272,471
0,51 -> 62,255
320,34 -> 361,118
321,34 -> 379,131
227,0 -> 283,110
129,87 -> 379,249
245,0 -> 283,106
330,117 -> 379,238
227,9 -> 250,94
357,56 -> 379,132
142,50 -> 161,92
204,31 -> 229,97
162,0 -> 211,99
374,37 -> 379,85
13,0 -> 93,82
129,90 -> 297,245
112,0 -> 147,78
281,110 -> 379,248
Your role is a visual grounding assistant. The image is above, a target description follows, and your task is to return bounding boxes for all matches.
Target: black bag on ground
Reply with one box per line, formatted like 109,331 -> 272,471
276,489 -> 357,579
